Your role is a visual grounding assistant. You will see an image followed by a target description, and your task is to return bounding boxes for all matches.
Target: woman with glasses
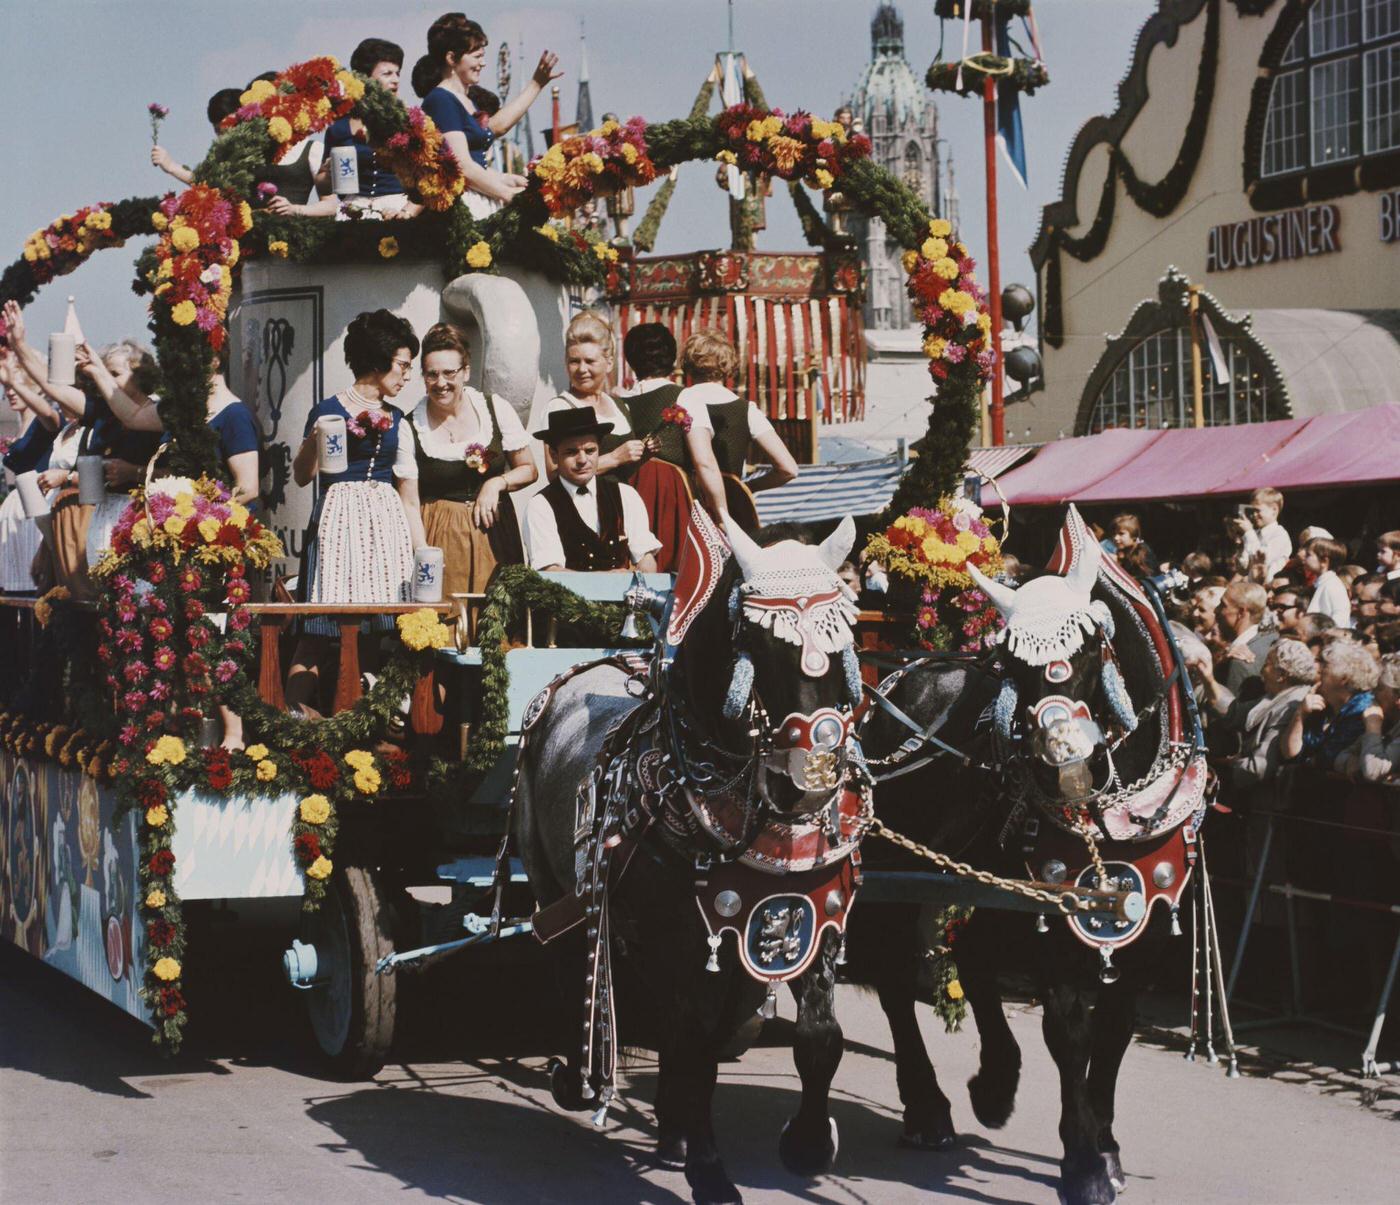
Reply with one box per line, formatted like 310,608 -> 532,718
286,309 -> 425,712
401,323 -> 535,595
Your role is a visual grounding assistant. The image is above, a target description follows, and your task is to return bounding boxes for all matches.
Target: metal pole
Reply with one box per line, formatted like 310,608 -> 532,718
981,13 -> 1006,446
1188,284 -> 1205,429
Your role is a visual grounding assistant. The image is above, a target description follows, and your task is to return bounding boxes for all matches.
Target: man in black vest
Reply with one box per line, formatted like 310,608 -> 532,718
525,407 -> 661,572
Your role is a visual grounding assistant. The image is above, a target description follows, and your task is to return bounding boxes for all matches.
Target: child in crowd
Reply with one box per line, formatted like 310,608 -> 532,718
1303,536 -> 1351,629
1238,487 -> 1291,579
1109,512 -> 1157,578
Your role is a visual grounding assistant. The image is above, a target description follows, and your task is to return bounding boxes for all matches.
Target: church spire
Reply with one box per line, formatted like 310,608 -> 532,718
576,20 -> 594,131
871,2 -> 904,59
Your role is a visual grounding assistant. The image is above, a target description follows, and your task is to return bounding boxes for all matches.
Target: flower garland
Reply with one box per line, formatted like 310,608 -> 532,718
531,116 -> 659,215
901,218 -> 995,384
925,904 -> 972,1033
714,105 -> 870,190
864,496 -> 1005,653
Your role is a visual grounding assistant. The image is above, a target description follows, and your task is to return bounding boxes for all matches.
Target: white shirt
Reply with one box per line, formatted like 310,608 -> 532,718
546,391 -> 633,435
524,476 -> 661,570
1307,569 -> 1352,628
677,381 -> 775,440
1229,623 -> 1261,654
1386,566 -> 1400,581
410,390 -> 529,460
614,376 -> 672,398
1242,521 -> 1292,579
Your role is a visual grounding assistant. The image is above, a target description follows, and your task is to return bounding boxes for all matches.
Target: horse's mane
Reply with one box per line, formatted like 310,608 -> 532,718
1092,577 -> 1170,783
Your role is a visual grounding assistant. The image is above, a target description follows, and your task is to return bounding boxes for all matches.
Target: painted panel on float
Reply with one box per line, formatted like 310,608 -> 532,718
1,751 -> 149,1025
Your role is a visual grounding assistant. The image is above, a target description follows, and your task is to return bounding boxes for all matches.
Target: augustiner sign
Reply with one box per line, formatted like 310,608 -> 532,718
1206,202 -> 1340,273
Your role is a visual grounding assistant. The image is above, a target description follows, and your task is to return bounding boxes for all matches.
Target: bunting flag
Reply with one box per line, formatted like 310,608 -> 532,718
1200,309 -> 1231,385
995,16 -> 1029,189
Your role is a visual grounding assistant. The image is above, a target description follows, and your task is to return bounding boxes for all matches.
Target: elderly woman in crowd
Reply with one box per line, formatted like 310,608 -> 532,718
1281,640 -> 1380,767
401,322 -> 535,594
1335,653 -> 1400,783
414,15 -> 558,217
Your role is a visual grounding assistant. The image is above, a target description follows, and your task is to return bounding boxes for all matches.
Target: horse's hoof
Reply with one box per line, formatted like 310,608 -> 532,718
898,1116 -> 958,1151
547,1058 -> 587,1112
654,1130 -> 688,1169
686,1158 -> 743,1204
967,1059 -> 1020,1129
778,1115 -> 838,1177
1103,1151 -> 1126,1193
1057,1158 -> 1118,1205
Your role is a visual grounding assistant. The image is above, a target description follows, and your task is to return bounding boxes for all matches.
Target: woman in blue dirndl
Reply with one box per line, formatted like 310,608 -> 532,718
286,309 -> 425,712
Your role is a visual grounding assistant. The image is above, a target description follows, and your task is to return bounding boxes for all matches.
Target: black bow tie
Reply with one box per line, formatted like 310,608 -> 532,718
576,484 -> 589,496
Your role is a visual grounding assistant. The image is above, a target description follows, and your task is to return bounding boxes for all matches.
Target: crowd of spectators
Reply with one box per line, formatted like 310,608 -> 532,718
1095,489 -> 1400,799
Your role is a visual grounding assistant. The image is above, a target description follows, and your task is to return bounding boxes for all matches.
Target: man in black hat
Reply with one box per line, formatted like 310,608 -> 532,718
525,407 -> 660,572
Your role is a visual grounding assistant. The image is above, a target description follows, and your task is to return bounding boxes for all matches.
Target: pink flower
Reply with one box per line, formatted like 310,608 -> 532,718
229,609 -> 251,631
214,659 -> 238,683
153,646 -> 176,671
150,617 -> 173,640
124,661 -> 150,683
119,724 -> 139,746
122,690 -> 148,712
256,182 -> 278,199
148,680 -> 172,702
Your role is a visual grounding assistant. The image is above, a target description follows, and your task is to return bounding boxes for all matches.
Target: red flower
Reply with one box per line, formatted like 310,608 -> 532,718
183,653 -> 208,677
185,598 -> 205,622
229,608 -> 251,631
146,561 -> 167,584
292,749 -> 340,789
382,747 -> 413,791
147,919 -> 176,947
148,848 -> 176,876
145,710 -> 166,729
152,646 -> 176,671
294,832 -> 322,864
150,617 -> 174,641
137,778 -> 168,808
187,622 -> 210,647
178,568 -> 203,593
158,986 -> 186,1017
226,578 -> 251,605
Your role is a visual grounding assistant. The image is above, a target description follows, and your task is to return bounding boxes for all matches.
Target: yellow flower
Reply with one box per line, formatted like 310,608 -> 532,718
716,149 -> 737,166
153,957 -> 182,982
378,236 -> 399,259
901,249 -> 920,274
592,241 -> 611,261
84,210 -> 112,231
170,226 -> 199,253
162,515 -> 186,537
939,289 -> 975,316
582,152 -> 605,174
255,759 -> 277,782
145,889 -> 167,910
170,300 -> 197,326
599,119 -> 620,135
268,240 -> 289,258
766,135 -> 805,173
243,79 -> 277,105
353,767 -> 382,794
465,240 -> 492,269
955,530 -> 979,554
151,212 -> 169,231
146,735 -> 187,766
316,97 -> 331,117
293,109 -> 311,133
197,517 -> 221,543
244,743 -> 269,761
535,223 -> 560,242
396,608 -> 452,651
299,794 -> 331,825
306,856 -> 333,880
238,201 -> 253,230
226,239 -> 239,266
745,118 -> 767,142
921,236 -> 948,261
156,258 -> 174,280
336,70 -> 365,101
620,143 -> 638,164
344,749 -> 374,772
228,503 -> 249,529
923,335 -> 947,360
981,536 -> 999,554
131,518 -> 153,546
813,168 -> 835,190
977,312 -> 992,334
929,218 -> 952,238
946,978 -> 964,1000
933,257 -> 960,281
145,805 -> 169,828
174,493 -> 196,518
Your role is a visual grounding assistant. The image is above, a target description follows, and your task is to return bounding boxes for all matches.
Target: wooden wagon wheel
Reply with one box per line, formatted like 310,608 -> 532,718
299,865 -> 397,1079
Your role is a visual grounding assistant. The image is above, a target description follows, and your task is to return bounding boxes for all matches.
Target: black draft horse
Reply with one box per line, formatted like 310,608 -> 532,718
852,535 -> 1187,1205
514,511 -> 863,1204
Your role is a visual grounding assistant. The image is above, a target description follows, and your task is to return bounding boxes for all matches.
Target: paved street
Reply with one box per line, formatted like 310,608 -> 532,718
2,920 -> 1398,1205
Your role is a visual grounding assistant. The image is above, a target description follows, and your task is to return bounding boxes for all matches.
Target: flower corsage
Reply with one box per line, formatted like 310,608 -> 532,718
346,410 -> 394,439
659,404 -> 693,433
463,443 -> 492,473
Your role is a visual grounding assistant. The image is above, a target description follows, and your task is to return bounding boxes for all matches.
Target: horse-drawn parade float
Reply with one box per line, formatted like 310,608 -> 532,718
0,35 -> 1242,1205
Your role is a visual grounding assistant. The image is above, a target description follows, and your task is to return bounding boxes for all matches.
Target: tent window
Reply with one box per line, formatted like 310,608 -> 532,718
1087,329 -> 1282,434
1261,0 -> 1400,177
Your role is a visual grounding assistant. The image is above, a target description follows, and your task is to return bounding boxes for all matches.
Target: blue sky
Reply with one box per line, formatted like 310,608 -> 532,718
1,0 -> 1155,348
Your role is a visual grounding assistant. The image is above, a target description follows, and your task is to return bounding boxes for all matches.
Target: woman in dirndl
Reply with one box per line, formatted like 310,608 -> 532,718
403,323 -> 534,596
412,14 -> 558,219
0,359 -> 56,593
286,309 -> 425,713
